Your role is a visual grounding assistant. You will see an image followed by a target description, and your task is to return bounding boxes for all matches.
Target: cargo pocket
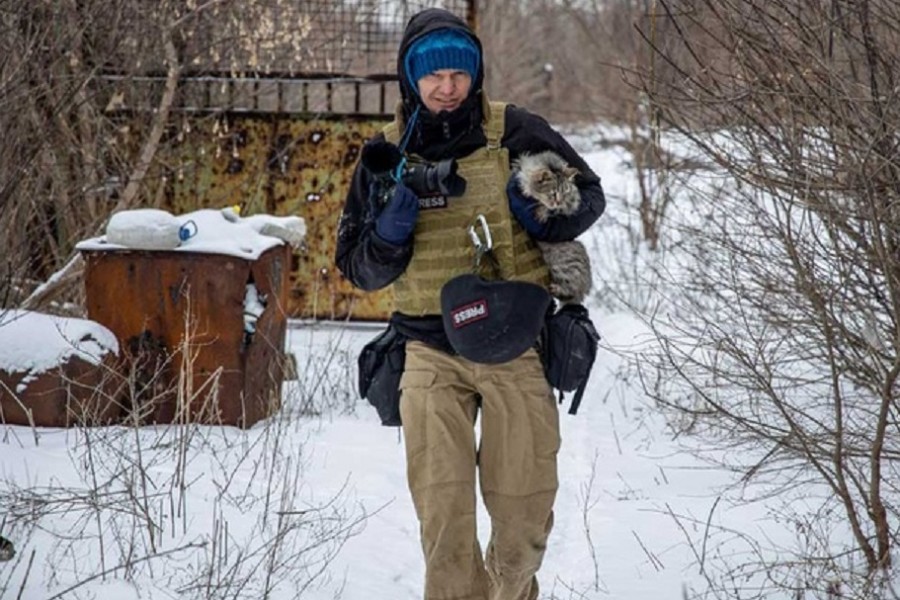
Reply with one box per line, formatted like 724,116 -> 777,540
399,369 -> 438,462
399,369 -> 437,391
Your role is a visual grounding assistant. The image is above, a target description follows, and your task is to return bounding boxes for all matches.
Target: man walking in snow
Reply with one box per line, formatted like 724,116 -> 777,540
335,8 -> 605,600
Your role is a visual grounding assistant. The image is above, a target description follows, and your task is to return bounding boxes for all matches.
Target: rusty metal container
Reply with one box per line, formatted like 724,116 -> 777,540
0,355 -> 122,427
0,310 -> 122,427
81,245 -> 290,428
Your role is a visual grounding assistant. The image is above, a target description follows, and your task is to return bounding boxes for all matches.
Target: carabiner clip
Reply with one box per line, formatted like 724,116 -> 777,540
467,214 -> 496,272
467,214 -> 492,254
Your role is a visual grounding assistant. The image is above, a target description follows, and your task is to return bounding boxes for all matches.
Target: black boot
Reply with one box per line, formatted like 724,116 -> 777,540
0,535 -> 14,561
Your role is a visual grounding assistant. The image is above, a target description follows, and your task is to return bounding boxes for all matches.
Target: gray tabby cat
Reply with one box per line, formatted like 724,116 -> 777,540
511,150 -> 593,304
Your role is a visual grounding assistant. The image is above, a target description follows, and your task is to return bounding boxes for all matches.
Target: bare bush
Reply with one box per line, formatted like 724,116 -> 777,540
0,322 -> 364,598
636,0 -> 900,597
0,0 -> 372,314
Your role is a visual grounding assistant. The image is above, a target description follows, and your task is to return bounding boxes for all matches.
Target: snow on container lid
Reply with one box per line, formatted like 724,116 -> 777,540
76,208 -> 305,261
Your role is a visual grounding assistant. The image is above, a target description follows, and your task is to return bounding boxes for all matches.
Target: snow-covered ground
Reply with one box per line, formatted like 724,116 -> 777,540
0,127 -> 800,599
290,313 -> 740,600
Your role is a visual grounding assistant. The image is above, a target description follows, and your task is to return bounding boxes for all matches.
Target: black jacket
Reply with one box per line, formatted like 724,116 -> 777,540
335,8 -> 605,350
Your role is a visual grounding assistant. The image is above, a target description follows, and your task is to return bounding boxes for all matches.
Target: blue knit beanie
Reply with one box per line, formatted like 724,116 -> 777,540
404,29 -> 480,93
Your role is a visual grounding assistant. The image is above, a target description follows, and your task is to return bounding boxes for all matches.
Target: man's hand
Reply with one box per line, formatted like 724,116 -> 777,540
506,179 -> 548,238
375,183 -> 420,244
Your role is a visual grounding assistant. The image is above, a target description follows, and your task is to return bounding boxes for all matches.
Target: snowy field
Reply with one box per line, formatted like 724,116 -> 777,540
286,312 -> 743,600
0,128 -> 820,599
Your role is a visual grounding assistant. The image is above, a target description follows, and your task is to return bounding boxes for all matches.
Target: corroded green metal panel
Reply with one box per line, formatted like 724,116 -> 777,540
163,115 -> 394,321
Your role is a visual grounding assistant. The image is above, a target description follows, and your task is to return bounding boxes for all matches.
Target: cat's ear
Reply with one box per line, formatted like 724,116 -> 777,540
563,166 -> 579,180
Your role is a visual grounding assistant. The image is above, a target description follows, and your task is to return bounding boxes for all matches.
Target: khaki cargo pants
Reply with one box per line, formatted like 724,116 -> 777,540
399,341 -> 560,600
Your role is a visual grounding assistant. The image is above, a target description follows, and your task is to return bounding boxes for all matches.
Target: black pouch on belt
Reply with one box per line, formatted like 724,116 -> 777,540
540,303 -> 601,415
358,324 -> 406,426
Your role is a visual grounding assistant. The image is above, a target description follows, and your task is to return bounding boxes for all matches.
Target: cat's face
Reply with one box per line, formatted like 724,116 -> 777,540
527,166 -> 580,213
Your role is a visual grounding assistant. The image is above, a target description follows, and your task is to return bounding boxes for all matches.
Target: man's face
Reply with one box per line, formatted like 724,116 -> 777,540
416,69 -> 472,114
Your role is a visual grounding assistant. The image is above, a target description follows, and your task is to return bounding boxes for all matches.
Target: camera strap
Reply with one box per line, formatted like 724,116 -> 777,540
392,105 -> 421,183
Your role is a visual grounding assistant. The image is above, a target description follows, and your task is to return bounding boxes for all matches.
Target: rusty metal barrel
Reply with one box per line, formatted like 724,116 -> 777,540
79,213 -> 292,428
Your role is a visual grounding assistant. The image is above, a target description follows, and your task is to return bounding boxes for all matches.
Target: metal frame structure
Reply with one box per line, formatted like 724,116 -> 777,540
107,0 -> 477,320
105,1 -> 476,118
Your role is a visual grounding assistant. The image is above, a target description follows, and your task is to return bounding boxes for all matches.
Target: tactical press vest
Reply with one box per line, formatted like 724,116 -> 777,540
384,97 -> 550,316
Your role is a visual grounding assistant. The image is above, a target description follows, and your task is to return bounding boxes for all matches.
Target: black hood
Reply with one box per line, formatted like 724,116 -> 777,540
396,8 -> 486,160
397,8 -> 485,116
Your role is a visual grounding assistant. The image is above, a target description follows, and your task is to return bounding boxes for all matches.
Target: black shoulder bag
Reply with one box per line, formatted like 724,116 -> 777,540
540,303 -> 601,415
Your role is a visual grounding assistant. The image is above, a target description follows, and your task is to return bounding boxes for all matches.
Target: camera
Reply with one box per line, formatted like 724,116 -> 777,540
361,141 -> 467,200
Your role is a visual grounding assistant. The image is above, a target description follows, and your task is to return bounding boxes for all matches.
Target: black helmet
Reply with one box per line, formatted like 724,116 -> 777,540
440,273 -> 551,364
